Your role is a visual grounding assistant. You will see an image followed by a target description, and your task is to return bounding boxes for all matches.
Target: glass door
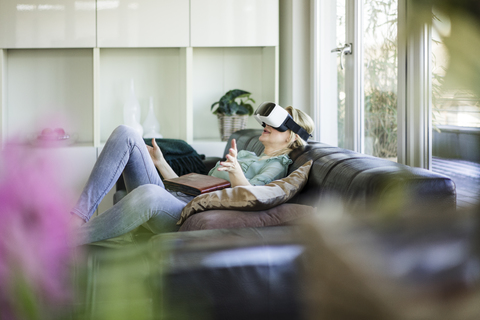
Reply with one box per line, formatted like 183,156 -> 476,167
330,0 -> 398,159
335,0 -> 346,148
363,0 -> 398,160
332,0 -> 362,152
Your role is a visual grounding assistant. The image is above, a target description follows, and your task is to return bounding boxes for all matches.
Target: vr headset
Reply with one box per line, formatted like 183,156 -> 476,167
254,102 -> 311,141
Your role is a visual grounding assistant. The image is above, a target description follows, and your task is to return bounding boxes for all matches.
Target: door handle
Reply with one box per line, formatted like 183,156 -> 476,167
331,43 -> 352,70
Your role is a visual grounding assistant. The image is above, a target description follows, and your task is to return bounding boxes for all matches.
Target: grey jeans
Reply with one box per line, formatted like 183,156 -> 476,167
72,125 -> 193,245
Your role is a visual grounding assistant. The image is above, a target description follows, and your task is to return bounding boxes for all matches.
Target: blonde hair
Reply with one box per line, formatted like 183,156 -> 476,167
269,106 -> 315,157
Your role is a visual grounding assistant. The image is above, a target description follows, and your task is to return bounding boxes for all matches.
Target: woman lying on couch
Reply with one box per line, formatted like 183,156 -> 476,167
71,102 -> 314,245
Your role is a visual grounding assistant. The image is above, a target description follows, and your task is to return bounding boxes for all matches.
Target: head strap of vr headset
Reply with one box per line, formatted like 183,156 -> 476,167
285,116 -> 311,142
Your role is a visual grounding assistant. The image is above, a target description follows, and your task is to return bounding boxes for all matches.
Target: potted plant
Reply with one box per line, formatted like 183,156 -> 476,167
211,89 -> 256,141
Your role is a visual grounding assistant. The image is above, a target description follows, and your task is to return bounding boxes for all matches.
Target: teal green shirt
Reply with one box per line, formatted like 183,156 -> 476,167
208,150 -> 293,186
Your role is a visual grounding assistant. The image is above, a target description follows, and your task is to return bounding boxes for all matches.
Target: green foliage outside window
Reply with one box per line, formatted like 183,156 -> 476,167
337,0 -> 398,158
364,0 -> 398,159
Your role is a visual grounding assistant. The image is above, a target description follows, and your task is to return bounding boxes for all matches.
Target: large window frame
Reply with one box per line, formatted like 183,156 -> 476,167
397,0 -> 432,169
313,0 -> 432,169
312,0 -> 364,152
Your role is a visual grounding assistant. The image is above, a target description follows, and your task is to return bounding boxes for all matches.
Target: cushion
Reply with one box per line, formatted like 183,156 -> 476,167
178,203 -> 315,231
144,138 -> 207,176
177,160 -> 313,225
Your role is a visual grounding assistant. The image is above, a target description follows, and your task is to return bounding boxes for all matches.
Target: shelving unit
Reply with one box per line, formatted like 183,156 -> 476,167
0,0 -> 279,207
98,47 -> 188,144
3,48 -> 94,145
192,46 -> 278,141
0,46 -> 277,143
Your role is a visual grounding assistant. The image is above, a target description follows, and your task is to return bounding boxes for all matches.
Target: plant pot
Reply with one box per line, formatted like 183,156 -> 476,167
217,114 -> 249,141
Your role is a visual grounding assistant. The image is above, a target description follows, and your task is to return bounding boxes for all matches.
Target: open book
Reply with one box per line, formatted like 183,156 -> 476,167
164,173 -> 231,196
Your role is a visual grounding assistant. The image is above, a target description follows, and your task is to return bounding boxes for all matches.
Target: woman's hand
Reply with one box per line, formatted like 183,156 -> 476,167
218,139 -> 240,173
146,138 -> 164,167
146,139 -> 178,179
218,139 -> 250,186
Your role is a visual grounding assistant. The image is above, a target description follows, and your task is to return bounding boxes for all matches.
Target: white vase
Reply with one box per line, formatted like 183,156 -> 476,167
123,79 -> 143,136
143,96 -> 163,138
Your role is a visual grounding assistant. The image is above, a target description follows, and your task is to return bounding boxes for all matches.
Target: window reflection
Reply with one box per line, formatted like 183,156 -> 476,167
16,4 -> 65,11
431,8 -> 480,210
75,1 -> 96,11
37,4 -> 64,11
16,3 -> 97,11
97,1 -> 120,11
16,4 -> 36,11
432,14 -> 480,129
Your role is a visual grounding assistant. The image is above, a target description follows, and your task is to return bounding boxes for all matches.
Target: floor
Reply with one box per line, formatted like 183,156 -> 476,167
432,157 -> 480,210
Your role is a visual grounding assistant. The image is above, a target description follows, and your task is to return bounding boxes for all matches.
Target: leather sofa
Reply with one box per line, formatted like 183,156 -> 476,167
103,129 -> 458,319
178,128 -> 456,231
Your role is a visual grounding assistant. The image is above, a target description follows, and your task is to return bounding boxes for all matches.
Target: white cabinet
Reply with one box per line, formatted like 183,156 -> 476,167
33,146 -> 98,208
98,46 -> 277,143
98,48 -> 189,143
3,48 -> 94,144
0,0 -> 96,48
0,0 -> 278,214
191,0 -> 279,47
0,1 -> 278,146
192,47 -> 278,140
97,0 -> 190,48
34,145 -> 113,215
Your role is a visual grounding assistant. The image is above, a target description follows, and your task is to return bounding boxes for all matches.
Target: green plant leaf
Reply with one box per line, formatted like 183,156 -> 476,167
239,102 -> 255,115
211,101 -> 220,114
226,89 -> 251,100
236,105 -> 250,115
210,89 -> 254,115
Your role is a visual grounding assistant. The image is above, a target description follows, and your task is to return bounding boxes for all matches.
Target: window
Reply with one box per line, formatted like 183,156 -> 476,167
316,0 -> 398,160
315,0 -> 480,209
363,0 -> 398,160
430,8 -> 480,209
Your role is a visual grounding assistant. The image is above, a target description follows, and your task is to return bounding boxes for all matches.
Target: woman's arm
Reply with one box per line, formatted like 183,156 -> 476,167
216,139 -> 251,187
247,161 -> 288,186
146,139 -> 178,179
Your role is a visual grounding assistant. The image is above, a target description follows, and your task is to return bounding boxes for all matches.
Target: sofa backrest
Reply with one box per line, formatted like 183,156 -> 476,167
227,129 -> 457,212
224,129 -> 265,157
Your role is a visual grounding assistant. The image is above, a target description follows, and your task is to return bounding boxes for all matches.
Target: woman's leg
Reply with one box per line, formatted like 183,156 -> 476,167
76,184 -> 186,245
71,125 -> 163,222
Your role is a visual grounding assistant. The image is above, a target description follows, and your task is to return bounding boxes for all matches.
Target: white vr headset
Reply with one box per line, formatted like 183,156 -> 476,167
253,102 -> 311,141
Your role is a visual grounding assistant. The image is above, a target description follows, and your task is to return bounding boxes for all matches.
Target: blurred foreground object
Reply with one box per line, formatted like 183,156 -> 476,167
73,242 -> 154,320
301,200 -> 480,320
0,143 -> 76,319
149,227 -> 306,320
412,0 -> 480,99
75,198 -> 480,320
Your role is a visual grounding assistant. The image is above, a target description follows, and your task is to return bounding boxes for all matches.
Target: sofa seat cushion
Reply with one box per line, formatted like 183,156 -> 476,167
177,160 -> 313,225
179,203 -> 315,231
150,226 -> 305,320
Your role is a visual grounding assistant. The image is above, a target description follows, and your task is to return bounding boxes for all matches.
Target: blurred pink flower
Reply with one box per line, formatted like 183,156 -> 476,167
0,142 -> 75,318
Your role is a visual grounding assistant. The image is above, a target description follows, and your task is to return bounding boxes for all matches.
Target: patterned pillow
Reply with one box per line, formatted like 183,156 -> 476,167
177,160 -> 313,225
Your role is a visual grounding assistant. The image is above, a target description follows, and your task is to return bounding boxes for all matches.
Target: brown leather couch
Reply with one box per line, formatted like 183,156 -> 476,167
177,128 -> 456,231
108,129 -> 458,320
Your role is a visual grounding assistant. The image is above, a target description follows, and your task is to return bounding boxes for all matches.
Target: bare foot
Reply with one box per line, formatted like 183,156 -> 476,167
70,214 -> 86,227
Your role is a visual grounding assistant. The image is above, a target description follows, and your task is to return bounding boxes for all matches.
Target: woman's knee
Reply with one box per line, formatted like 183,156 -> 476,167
135,185 -> 185,214
129,184 -> 184,233
112,124 -> 136,138
132,184 -> 164,203
110,124 -> 144,147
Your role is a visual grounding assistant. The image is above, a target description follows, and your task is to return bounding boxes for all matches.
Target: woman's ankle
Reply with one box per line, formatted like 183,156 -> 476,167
70,213 -> 86,227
